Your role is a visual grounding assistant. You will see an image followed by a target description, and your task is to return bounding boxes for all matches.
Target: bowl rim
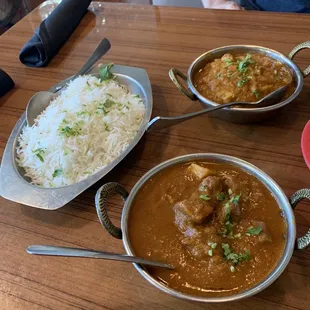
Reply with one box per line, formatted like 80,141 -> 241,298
121,153 -> 296,303
186,45 -> 304,112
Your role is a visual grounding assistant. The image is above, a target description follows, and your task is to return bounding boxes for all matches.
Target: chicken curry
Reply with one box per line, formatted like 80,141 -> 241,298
128,162 -> 286,297
194,53 -> 294,104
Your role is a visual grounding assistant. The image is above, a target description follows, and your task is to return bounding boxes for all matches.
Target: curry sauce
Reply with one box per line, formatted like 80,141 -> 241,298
128,162 -> 286,297
194,53 -> 294,104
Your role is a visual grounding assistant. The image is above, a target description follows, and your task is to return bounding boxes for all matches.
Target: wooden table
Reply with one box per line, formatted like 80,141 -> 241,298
0,2 -> 310,309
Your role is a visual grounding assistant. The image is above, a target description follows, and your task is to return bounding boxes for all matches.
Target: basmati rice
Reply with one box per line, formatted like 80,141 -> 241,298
16,75 -> 145,188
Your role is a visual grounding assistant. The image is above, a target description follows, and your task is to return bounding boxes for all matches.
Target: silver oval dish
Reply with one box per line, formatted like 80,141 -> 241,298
96,153 -> 310,302
170,42 -> 310,123
0,64 -> 153,210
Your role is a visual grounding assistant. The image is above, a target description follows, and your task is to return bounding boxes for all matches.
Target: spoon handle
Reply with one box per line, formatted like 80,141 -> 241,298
147,101 -> 246,132
50,38 -> 111,93
73,38 -> 111,78
27,245 -> 173,269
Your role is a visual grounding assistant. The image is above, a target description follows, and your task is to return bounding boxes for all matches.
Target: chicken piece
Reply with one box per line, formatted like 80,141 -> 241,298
188,163 -> 214,180
199,176 -> 223,196
174,192 -> 213,224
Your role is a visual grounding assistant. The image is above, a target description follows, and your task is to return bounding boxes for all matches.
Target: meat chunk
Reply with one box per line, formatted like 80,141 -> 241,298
199,176 -> 223,196
180,226 -> 221,259
174,191 -> 213,224
221,175 -> 239,193
188,163 -> 214,180
239,219 -> 272,244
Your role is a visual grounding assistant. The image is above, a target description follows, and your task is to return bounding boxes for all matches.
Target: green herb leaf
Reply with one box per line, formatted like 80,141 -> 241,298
99,63 -> 114,81
222,243 -> 251,265
104,98 -> 117,108
225,60 -> 233,67
200,194 -> 211,201
246,225 -> 263,236
211,242 -> 217,249
217,192 -> 227,201
253,90 -> 260,99
237,54 -> 254,72
33,148 -> 45,162
237,78 -> 247,87
230,266 -> 236,272
52,169 -> 62,178
208,249 -> 213,256
232,194 -> 241,206
59,122 -> 82,137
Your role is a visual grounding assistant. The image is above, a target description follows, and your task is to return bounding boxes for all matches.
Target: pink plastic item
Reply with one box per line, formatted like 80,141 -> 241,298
301,120 -> 310,169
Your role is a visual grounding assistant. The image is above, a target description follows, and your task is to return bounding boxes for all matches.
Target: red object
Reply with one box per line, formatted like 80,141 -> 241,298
301,120 -> 310,169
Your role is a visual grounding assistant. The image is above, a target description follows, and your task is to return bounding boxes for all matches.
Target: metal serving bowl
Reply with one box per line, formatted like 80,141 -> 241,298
96,153 -> 310,303
169,42 -> 310,123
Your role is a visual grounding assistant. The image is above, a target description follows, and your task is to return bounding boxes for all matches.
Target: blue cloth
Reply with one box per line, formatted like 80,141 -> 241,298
19,0 -> 91,67
240,0 -> 310,12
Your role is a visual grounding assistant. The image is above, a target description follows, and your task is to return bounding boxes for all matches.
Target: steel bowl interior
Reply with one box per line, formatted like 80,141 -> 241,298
121,153 -> 296,303
187,45 -> 304,112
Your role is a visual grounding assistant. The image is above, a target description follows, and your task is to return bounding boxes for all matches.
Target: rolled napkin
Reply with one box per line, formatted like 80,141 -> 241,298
19,0 -> 92,67
0,69 -> 14,97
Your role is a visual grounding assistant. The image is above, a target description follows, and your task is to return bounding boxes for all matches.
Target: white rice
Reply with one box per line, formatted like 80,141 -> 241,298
16,75 -> 145,188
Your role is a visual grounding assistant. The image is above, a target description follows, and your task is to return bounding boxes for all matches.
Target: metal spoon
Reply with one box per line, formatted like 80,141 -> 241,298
147,85 -> 288,132
26,38 -> 111,127
27,245 -> 174,269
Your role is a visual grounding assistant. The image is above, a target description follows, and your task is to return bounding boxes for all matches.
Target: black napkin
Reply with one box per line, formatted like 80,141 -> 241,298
0,69 -> 14,97
19,0 -> 91,67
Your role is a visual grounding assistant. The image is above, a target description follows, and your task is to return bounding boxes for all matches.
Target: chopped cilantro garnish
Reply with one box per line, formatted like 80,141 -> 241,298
237,54 -> 254,72
246,225 -> 263,236
253,90 -> 260,99
200,194 -> 211,201
99,63 -> 114,81
225,59 -> 233,67
208,249 -> 213,256
230,266 -> 236,273
33,148 -> 45,162
237,78 -> 247,87
104,98 -> 117,108
217,192 -> 227,201
52,169 -> 62,178
232,193 -> 241,206
59,122 -> 82,137
222,243 -> 251,265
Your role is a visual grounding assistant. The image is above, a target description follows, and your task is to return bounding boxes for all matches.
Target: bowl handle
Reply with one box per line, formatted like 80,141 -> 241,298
288,41 -> 310,78
290,188 -> 310,249
169,68 -> 198,101
95,182 -> 129,239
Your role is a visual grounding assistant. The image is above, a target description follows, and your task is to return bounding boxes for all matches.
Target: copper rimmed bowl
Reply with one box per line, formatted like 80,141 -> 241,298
95,153 -> 310,303
169,42 -> 310,123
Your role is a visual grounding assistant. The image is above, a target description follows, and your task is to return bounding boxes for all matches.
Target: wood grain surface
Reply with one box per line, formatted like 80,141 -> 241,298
0,2 -> 310,310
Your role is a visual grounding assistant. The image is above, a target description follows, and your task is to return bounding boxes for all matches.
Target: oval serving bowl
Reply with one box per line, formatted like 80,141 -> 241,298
96,153 -> 310,303
0,64 -> 153,210
169,42 -> 310,123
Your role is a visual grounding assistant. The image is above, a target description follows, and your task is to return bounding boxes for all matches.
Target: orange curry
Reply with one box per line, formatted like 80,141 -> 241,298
128,162 -> 286,297
194,53 -> 294,104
